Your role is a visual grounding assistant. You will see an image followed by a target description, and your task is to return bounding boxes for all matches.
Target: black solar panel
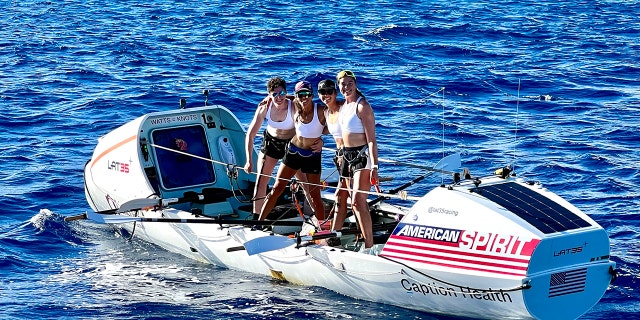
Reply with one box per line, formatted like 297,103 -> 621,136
474,182 -> 592,234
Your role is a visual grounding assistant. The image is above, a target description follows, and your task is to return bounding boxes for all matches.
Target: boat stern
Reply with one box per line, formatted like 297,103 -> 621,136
380,176 -> 615,319
523,260 -> 615,320
523,228 -> 616,319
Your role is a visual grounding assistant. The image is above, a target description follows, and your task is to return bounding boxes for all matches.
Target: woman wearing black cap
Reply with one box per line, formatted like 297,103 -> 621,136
335,70 -> 379,250
318,79 -> 349,233
259,81 -> 328,222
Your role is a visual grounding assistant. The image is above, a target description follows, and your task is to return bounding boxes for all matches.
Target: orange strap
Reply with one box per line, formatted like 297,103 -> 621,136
290,180 -> 306,220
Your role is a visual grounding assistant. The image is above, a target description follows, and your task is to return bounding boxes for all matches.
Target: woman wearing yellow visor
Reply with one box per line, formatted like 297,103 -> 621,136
336,70 -> 379,250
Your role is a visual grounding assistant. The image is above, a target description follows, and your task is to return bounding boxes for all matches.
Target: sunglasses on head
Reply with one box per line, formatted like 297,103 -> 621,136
296,91 -> 313,98
318,88 -> 335,95
270,90 -> 287,98
337,70 -> 356,81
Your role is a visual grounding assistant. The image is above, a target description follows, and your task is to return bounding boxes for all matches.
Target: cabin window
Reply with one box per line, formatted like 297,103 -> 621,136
151,125 -> 215,189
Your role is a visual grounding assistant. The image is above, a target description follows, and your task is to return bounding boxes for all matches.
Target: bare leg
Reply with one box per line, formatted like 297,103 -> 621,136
331,178 -> 350,231
259,164 -> 298,220
252,153 -> 278,216
352,169 -> 373,248
293,170 -> 311,214
304,173 -> 326,221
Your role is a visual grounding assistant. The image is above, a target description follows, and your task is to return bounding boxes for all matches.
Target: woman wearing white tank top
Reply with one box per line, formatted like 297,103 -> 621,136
244,76 -> 307,219
336,70 -> 379,249
318,79 -> 350,233
259,80 -> 328,222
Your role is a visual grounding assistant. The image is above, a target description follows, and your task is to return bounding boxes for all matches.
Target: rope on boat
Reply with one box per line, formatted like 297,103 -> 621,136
379,255 -> 531,293
149,143 -> 421,201
416,86 -> 445,103
305,248 -> 530,293
305,249 -> 530,293
306,250 -> 402,276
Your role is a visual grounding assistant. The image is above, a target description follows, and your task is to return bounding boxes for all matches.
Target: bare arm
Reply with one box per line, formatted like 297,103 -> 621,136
358,99 -> 379,183
244,102 -> 268,173
311,104 -> 328,152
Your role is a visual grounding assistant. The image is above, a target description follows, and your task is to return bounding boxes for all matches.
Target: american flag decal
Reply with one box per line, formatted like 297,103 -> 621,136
548,268 -> 587,298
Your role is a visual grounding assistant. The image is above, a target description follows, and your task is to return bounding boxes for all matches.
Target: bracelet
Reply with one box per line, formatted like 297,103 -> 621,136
371,164 -> 379,170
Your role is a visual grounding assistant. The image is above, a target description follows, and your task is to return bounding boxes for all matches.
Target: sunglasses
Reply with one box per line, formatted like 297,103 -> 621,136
337,70 -> 356,81
270,90 -> 286,98
296,91 -> 313,98
318,89 -> 336,95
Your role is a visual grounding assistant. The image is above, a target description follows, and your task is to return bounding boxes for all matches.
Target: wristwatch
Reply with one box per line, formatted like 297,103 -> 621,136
371,164 -> 379,170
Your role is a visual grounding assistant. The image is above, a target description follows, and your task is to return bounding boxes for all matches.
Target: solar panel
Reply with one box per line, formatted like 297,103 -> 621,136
474,182 -> 591,234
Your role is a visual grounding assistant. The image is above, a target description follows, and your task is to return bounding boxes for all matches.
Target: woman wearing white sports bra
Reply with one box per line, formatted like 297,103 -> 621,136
318,79 -> 349,232
244,76 -> 303,219
259,80 -> 328,221
336,70 -> 379,249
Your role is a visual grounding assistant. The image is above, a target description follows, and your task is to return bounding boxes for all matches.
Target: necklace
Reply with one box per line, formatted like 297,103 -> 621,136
299,107 -> 314,123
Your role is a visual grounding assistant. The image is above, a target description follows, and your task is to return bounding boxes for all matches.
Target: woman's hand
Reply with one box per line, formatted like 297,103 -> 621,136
310,138 -> 324,152
370,166 -> 380,192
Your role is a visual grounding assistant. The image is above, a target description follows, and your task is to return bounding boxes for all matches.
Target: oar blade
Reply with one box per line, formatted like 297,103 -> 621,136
116,198 -> 159,213
243,235 -> 296,256
86,210 -> 141,224
434,153 -> 461,171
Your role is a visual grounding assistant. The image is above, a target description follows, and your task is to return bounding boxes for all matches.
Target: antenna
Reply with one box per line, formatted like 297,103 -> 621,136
514,79 -> 520,174
441,87 -> 446,185
418,86 -> 448,184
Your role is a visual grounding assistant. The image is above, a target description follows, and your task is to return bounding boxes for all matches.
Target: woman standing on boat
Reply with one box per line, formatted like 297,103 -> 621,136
244,76 -> 304,219
317,79 -> 349,231
259,81 -> 328,221
336,70 -> 379,249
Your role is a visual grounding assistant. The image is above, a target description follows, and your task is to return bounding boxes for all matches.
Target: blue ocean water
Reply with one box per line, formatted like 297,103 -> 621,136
1,0 -> 639,319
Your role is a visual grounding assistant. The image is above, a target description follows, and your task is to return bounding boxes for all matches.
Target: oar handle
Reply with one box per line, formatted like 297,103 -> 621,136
298,231 -> 343,242
226,246 -> 246,252
64,213 -> 88,222
295,222 -> 398,246
368,173 -> 429,207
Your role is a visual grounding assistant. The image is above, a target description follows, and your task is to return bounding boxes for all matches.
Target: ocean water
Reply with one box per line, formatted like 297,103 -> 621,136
1,0 -> 639,319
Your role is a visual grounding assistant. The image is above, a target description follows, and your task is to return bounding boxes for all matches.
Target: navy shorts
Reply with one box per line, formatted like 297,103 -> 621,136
283,143 -> 322,174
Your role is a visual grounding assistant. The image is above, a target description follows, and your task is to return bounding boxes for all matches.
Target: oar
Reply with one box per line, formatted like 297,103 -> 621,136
295,222 -> 398,245
378,153 -> 460,175
322,147 -> 459,175
77,210 -> 305,226
368,153 -> 461,207
241,222 -> 398,255
64,193 -> 214,222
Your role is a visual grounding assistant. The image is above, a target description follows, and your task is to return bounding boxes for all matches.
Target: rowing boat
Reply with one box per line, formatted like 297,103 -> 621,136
70,103 -> 615,319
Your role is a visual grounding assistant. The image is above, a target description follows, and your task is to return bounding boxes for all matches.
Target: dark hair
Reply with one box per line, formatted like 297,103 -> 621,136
267,76 -> 287,92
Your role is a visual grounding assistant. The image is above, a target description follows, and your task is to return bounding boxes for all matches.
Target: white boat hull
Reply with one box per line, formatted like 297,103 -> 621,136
80,105 -> 615,319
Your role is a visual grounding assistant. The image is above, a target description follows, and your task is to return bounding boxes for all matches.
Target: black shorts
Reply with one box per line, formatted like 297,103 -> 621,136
340,145 -> 369,178
260,131 -> 289,159
283,143 -> 322,174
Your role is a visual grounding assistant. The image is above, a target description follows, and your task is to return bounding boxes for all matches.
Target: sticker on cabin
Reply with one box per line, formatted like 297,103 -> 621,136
107,159 -> 131,174
174,138 -> 188,151
149,114 -> 198,125
381,223 -> 541,277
